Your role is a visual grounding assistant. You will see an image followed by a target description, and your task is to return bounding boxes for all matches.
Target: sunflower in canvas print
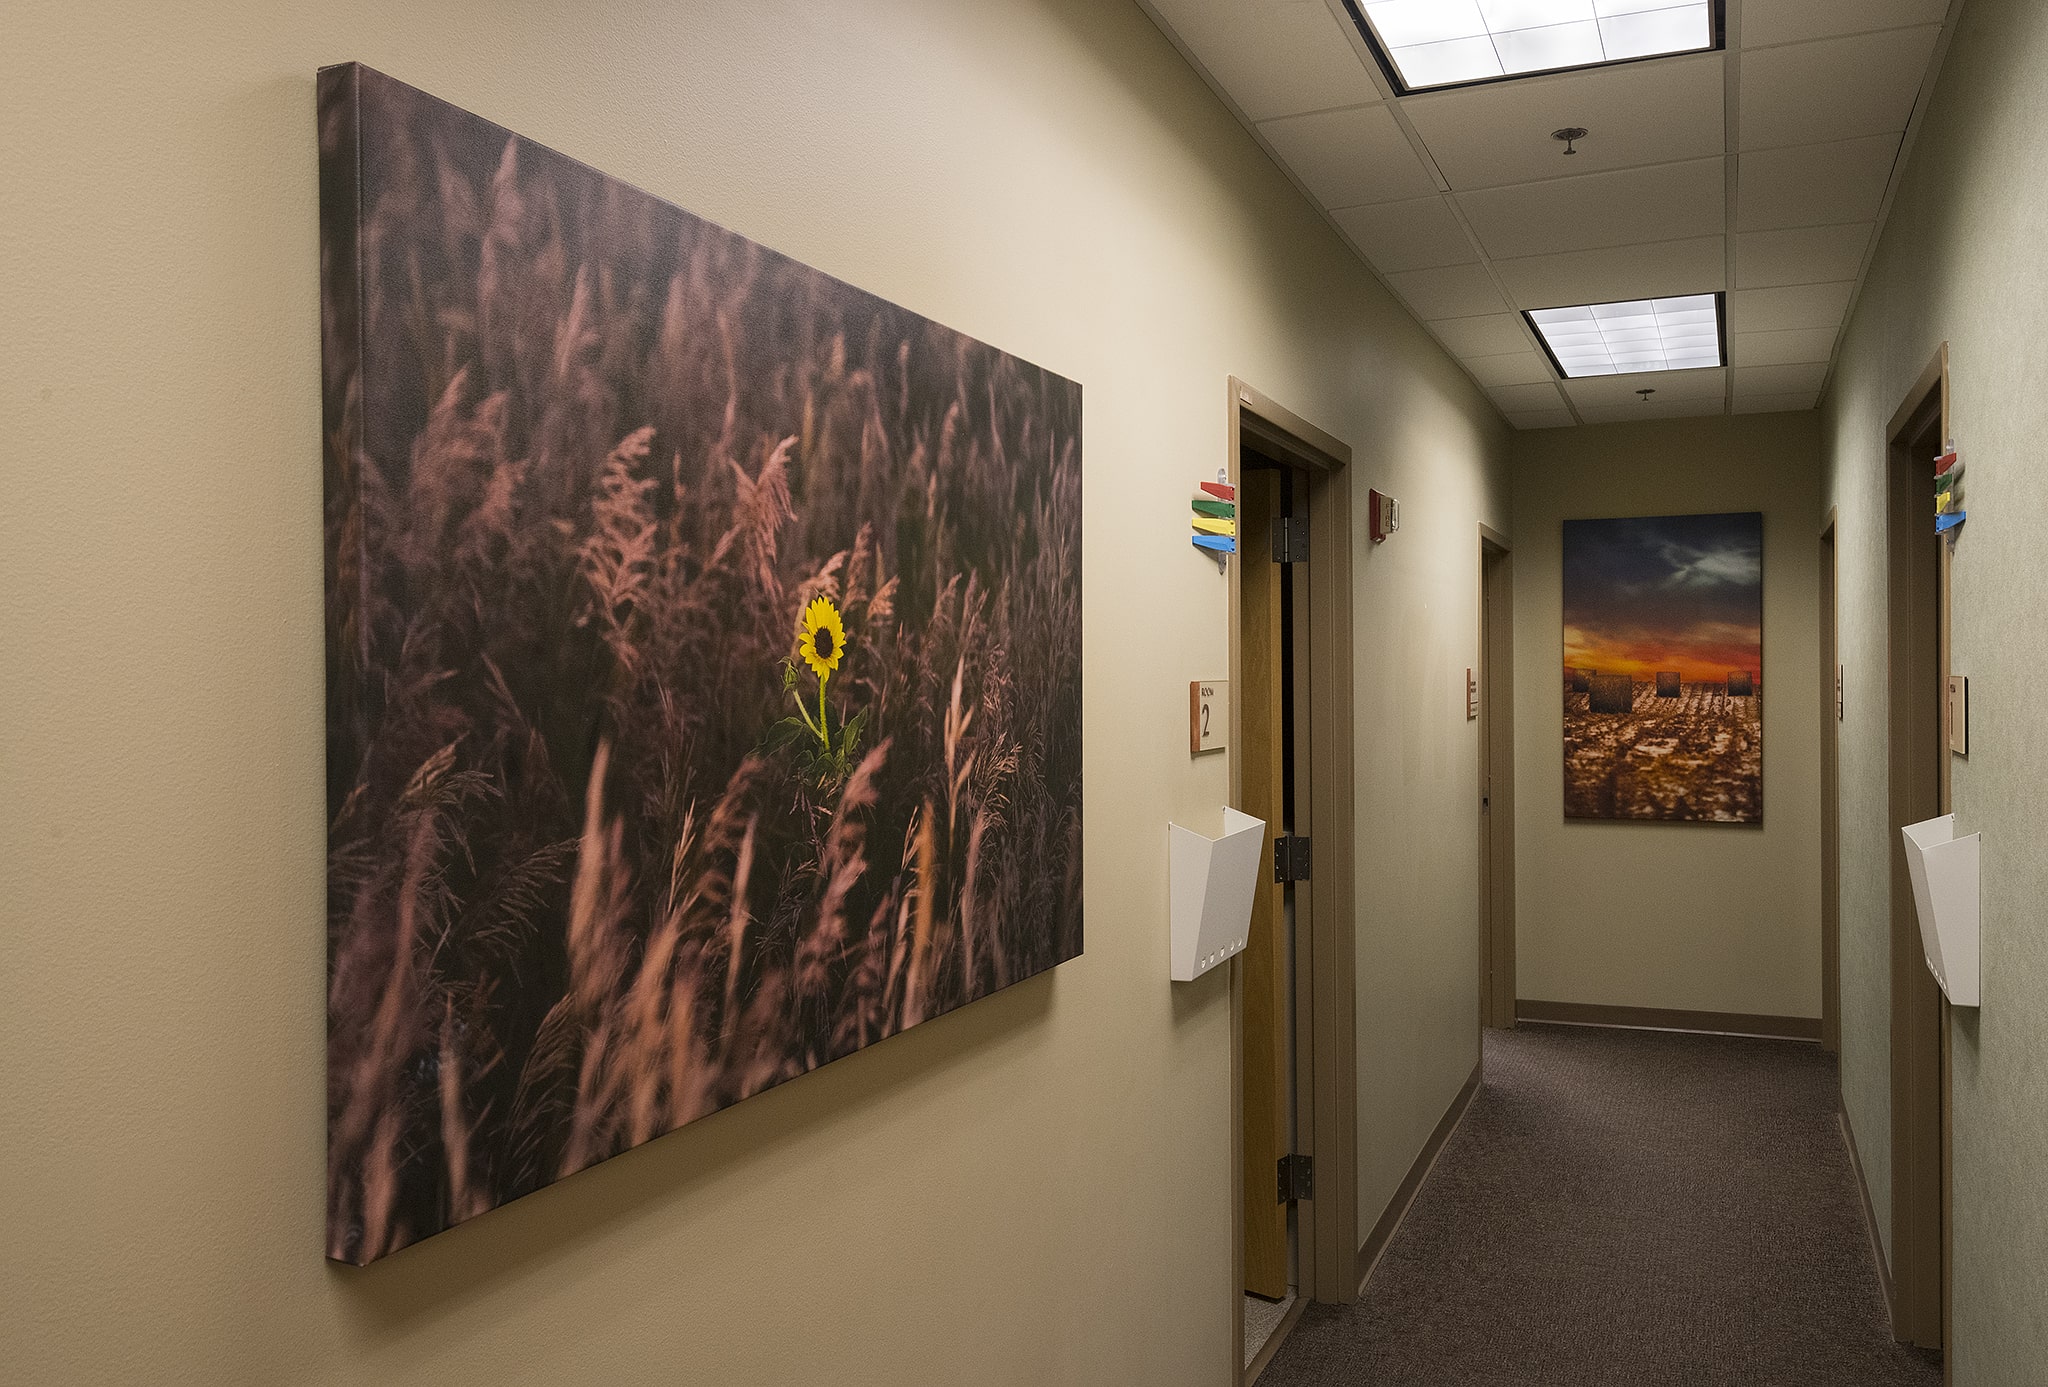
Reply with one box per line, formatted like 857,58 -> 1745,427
799,596 -> 846,682
784,596 -> 865,776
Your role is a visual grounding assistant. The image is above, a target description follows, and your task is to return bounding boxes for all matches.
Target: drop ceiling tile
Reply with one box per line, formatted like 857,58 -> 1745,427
1401,53 -> 1724,190
1386,264 -> 1509,320
1576,400 -> 1730,424
1464,350 -> 1556,388
1488,382 -> 1569,414
1741,27 -> 1942,150
1736,362 -> 1831,395
1735,224 -> 1873,288
1577,398 -> 1729,423
1494,236 -> 1726,309
1428,314 -> 1534,357
1258,104 -> 1439,208
1733,392 -> 1823,414
1331,197 -> 1476,274
1459,158 -> 1724,261
1728,282 -> 1856,333
1563,368 -> 1727,410
1730,327 -> 1839,367
1509,409 -> 1577,430
1737,136 -> 1901,232
1142,0 -> 1384,122
1742,0 -> 1951,50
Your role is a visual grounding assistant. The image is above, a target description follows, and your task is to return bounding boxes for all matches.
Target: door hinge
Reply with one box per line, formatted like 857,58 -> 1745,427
1278,1153 -> 1314,1204
1270,516 -> 1309,564
1273,834 -> 1311,883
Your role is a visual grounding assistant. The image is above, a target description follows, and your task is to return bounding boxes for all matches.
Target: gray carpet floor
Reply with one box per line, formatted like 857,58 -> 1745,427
1260,1024 -> 1942,1387
1246,1292 -> 1297,1368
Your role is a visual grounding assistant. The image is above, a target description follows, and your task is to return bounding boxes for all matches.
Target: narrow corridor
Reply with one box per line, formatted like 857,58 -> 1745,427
1262,1025 -> 1940,1387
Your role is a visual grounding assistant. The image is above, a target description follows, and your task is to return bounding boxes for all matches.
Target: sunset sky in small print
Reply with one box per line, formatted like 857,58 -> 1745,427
1563,513 -> 1762,684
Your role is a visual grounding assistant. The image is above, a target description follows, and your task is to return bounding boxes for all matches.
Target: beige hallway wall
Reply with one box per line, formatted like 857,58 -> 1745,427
1510,413 -> 1824,1021
0,1 -> 1509,1383
1820,0 -> 2048,1376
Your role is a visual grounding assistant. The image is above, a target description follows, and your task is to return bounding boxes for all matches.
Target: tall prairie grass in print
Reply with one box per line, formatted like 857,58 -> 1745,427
1562,513 -> 1761,824
319,65 -> 1082,1264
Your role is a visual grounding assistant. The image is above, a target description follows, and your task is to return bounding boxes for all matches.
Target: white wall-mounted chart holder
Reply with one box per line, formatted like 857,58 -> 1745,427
1902,814 -> 1980,1008
1169,808 -> 1266,982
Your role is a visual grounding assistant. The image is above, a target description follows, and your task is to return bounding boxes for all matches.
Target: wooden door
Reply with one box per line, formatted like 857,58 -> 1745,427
1238,466 -> 1290,1301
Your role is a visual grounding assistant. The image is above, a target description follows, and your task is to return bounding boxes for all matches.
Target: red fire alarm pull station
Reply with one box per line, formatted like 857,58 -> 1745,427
1369,489 -> 1400,543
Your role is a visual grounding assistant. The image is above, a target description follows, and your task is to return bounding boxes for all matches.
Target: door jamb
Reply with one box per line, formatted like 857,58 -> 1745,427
1225,378 -> 1358,1383
1881,343 -> 1951,1352
1477,526 -> 1515,1031
1820,509 -> 1840,1056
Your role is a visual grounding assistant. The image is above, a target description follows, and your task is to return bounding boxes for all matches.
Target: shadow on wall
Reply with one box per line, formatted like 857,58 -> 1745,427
328,968 -> 1054,1332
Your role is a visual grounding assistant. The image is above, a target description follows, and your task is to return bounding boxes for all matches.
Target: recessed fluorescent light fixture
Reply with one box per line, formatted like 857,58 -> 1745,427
1347,1 -> 1723,95
1524,294 -> 1726,378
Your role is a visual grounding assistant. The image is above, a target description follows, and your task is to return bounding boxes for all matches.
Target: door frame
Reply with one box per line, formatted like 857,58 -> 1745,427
1225,378 -> 1359,1381
1820,511 -> 1840,1055
1881,344 -> 1951,1351
1234,464 -> 1291,1305
1478,527 -> 1516,1030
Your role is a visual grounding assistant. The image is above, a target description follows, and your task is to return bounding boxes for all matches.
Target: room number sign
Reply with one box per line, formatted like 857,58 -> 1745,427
1191,680 -> 1228,755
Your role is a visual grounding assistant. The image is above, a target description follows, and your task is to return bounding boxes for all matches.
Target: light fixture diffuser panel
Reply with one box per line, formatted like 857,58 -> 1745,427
1525,295 -> 1726,378
1353,0 -> 1720,94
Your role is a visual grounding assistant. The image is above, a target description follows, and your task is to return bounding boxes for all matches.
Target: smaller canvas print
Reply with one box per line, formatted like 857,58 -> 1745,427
1562,512 -> 1763,823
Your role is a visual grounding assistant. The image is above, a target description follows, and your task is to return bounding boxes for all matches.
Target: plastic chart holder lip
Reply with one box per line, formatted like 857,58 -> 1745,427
1902,814 -> 1981,1008
1169,808 -> 1267,982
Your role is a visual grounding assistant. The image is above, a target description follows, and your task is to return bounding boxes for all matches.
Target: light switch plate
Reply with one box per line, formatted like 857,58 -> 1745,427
1948,675 -> 1968,756
1191,679 -> 1228,755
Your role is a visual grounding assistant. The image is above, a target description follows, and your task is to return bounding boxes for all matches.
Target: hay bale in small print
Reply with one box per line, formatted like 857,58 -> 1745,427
1589,673 -> 1634,713
1562,513 -> 1762,823
1569,668 -> 1593,694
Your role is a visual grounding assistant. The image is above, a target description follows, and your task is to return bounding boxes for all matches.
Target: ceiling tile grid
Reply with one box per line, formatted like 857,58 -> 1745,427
1139,0 -> 1963,428
1330,197 -> 1477,273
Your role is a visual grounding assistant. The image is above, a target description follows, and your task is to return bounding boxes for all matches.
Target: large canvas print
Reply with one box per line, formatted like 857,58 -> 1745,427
320,64 -> 1082,1264
1561,513 -> 1762,824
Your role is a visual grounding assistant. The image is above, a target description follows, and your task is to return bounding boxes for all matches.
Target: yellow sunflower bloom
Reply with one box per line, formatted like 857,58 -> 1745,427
797,596 -> 847,683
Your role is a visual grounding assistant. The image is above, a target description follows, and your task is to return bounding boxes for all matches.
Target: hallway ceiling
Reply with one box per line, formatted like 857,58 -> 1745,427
1138,0 -> 1961,428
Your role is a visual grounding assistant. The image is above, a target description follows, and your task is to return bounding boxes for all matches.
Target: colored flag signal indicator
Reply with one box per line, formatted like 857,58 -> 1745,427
1193,477 -> 1237,568
1935,446 -> 1966,536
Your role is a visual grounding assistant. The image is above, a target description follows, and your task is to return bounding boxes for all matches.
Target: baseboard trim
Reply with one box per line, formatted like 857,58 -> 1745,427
1840,1102 -> 1897,1320
1354,1059 -> 1483,1298
1244,1292 -> 1308,1386
1516,999 -> 1822,1042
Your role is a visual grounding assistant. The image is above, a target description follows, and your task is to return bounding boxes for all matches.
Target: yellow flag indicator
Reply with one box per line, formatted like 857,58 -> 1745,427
1193,516 -> 1236,537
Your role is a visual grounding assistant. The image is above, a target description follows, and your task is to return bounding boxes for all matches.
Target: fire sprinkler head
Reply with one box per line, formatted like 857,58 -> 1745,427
1637,388 -> 1656,401
1552,126 -> 1589,155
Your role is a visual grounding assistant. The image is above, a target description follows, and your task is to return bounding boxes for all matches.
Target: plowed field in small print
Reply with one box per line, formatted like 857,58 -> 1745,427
1564,681 -> 1761,823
